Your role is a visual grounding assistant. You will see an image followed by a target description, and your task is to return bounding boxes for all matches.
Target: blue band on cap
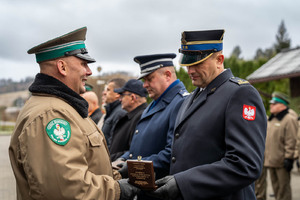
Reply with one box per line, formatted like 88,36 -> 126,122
181,43 -> 223,51
35,42 -> 86,63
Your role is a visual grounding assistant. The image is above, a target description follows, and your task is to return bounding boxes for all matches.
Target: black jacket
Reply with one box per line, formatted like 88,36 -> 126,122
90,108 -> 102,124
102,100 -> 126,147
171,69 -> 267,200
109,103 -> 147,161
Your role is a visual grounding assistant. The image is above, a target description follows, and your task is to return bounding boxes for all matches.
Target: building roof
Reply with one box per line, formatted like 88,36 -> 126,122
247,48 -> 300,83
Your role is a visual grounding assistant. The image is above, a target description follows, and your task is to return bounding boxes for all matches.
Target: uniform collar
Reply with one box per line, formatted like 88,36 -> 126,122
105,100 -> 122,116
148,79 -> 180,111
205,69 -> 233,95
127,103 -> 148,119
29,73 -> 88,118
269,108 -> 289,121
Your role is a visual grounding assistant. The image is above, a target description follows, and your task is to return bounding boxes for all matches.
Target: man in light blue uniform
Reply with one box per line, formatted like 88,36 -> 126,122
116,53 -> 188,182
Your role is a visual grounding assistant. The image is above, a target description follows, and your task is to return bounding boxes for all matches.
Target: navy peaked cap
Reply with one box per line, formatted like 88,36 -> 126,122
134,53 -> 176,79
114,79 -> 148,97
179,29 -> 225,66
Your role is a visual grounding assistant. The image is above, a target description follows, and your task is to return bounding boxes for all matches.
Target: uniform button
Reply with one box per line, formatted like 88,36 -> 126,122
135,130 -> 139,134
129,154 -> 133,159
172,157 -> 176,163
175,133 -> 179,139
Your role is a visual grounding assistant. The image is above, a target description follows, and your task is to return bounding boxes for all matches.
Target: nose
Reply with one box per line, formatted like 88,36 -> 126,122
187,66 -> 195,74
143,81 -> 148,88
86,65 -> 92,76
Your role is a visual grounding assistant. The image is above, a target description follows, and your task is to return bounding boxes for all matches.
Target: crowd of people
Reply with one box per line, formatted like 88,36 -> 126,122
8,26 -> 300,200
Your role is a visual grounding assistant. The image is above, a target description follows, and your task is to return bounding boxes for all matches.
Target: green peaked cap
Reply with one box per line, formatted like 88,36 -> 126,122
27,27 -> 96,63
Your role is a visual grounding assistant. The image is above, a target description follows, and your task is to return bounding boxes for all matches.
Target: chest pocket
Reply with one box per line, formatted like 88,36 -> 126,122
88,131 -> 103,147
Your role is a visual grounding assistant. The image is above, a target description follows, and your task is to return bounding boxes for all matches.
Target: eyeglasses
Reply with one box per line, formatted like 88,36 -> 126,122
120,93 -> 132,98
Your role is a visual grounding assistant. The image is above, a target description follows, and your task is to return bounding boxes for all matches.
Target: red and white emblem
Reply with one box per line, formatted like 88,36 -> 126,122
243,104 -> 256,121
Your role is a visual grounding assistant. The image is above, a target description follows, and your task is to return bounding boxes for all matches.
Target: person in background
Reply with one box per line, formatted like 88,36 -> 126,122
97,84 -> 107,129
9,27 -> 139,200
264,91 -> 298,200
84,83 -> 94,92
81,90 -> 102,124
149,29 -> 267,200
110,79 -> 148,161
102,78 -> 126,147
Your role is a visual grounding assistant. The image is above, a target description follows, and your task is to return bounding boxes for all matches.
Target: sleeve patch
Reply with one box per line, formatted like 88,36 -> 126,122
46,118 -> 71,146
243,105 -> 256,121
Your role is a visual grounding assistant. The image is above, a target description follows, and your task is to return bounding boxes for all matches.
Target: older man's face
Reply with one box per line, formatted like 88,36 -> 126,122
142,70 -> 167,100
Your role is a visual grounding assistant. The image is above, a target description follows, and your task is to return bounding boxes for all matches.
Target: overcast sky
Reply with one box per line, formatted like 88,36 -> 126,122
1,0 -> 300,81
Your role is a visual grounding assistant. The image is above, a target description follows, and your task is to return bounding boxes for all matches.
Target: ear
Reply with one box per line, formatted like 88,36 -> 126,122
56,59 -> 68,76
131,94 -> 137,102
164,69 -> 172,81
216,54 -> 224,65
115,93 -> 121,100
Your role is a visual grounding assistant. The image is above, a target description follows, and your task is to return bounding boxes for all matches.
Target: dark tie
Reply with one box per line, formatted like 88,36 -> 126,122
189,88 -> 203,107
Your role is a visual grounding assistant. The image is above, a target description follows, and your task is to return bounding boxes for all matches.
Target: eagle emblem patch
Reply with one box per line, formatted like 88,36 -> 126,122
46,118 -> 71,146
243,105 -> 256,121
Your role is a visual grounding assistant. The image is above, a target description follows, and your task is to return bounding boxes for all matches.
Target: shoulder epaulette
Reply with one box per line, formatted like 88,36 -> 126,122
229,77 -> 249,85
179,90 -> 190,97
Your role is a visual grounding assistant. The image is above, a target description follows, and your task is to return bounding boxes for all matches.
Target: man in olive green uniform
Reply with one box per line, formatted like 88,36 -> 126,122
9,27 -> 139,200
264,92 -> 298,200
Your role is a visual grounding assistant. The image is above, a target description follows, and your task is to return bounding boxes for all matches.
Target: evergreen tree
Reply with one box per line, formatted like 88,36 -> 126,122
230,46 -> 242,59
274,20 -> 291,53
176,67 -> 196,92
254,47 -> 275,60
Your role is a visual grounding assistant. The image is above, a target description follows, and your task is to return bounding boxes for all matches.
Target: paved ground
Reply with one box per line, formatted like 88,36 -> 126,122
1,135 -> 299,199
0,135 -> 16,200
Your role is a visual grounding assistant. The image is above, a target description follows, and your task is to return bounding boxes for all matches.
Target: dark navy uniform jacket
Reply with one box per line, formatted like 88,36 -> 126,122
122,81 -> 188,179
171,69 -> 267,200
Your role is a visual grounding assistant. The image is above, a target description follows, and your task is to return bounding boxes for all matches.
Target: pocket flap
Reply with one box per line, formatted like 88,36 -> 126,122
88,132 -> 103,147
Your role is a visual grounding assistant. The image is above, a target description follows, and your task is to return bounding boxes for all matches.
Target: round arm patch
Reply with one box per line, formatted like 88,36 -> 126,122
46,118 -> 71,146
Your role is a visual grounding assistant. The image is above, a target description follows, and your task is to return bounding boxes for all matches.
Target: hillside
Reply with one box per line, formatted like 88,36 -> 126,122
0,90 -> 30,107
0,77 -> 34,94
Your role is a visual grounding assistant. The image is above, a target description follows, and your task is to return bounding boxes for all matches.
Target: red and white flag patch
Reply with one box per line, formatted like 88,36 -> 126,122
243,104 -> 256,121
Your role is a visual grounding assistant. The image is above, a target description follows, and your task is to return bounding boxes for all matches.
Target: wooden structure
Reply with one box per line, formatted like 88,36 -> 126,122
247,48 -> 300,97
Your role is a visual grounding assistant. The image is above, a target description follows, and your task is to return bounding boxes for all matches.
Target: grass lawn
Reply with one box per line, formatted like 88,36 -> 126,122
0,125 -> 14,135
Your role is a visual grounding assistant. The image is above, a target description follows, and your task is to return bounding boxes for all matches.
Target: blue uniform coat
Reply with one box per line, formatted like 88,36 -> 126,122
171,69 -> 267,200
122,81 -> 188,179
